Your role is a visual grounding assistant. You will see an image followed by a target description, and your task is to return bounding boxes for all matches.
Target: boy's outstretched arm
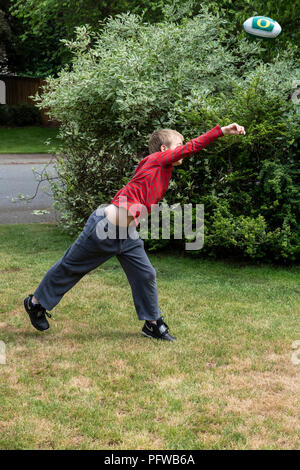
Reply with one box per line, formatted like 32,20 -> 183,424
159,123 -> 246,167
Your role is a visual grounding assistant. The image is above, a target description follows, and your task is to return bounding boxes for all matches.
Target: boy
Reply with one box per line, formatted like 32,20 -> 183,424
24,122 -> 245,341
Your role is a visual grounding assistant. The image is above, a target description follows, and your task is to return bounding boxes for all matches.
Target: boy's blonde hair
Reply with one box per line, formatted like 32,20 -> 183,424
148,129 -> 183,154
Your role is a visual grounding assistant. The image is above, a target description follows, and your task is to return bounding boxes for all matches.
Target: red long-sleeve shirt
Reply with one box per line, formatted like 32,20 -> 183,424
111,125 -> 223,223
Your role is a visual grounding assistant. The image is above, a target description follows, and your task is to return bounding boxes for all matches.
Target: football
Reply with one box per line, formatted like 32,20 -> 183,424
243,16 -> 282,39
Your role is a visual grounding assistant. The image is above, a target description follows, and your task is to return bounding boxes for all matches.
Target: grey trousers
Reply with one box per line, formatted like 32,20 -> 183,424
34,207 -> 162,321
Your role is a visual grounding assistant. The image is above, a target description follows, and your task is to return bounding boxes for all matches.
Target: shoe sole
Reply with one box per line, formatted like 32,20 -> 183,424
142,330 -> 155,339
24,298 -> 49,332
141,330 -> 175,341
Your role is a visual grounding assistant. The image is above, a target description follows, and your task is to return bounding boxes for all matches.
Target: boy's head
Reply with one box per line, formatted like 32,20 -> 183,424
148,129 -> 184,166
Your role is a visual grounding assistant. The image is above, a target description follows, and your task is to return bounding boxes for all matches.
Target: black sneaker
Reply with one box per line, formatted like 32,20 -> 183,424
142,317 -> 176,341
24,295 -> 51,331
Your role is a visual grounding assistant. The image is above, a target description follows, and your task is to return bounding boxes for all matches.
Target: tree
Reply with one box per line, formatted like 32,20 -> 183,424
8,0 -> 165,76
8,0 -> 299,77
0,5 -> 11,74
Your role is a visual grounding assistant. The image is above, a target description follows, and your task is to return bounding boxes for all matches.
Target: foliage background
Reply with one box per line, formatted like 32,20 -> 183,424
33,9 -> 300,262
3,0 -> 300,77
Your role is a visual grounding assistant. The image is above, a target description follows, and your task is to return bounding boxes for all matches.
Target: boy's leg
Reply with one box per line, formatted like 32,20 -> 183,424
33,241 -> 113,311
24,209 -> 118,331
117,237 -> 161,322
33,209 -> 115,311
117,236 -> 176,341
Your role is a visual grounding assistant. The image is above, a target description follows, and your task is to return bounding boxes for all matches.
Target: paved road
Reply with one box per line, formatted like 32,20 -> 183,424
0,154 -> 61,224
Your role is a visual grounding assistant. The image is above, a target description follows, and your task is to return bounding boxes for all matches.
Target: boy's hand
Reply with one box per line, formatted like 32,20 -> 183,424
221,123 -> 246,136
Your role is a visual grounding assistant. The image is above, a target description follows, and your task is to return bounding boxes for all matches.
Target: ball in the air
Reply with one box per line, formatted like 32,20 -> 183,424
243,16 -> 282,39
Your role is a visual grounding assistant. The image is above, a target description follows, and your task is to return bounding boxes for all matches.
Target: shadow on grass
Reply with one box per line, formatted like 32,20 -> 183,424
18,329 -> 142,342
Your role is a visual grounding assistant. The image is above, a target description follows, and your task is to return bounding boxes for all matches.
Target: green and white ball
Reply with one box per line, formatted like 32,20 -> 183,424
243,16 -> 282,39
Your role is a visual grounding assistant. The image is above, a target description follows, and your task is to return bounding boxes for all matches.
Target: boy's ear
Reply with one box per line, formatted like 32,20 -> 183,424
160,144 -> 167,152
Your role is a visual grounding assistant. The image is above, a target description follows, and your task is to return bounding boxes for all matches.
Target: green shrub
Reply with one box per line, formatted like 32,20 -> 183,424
35,11 -> 300,262
0,103 -> 42,126
0,105 -> 10,125
11,103 -> 42,126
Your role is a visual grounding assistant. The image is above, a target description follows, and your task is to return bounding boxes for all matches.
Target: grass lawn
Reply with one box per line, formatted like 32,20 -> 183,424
0,127 -> 60,154
0,223 -> 299,450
